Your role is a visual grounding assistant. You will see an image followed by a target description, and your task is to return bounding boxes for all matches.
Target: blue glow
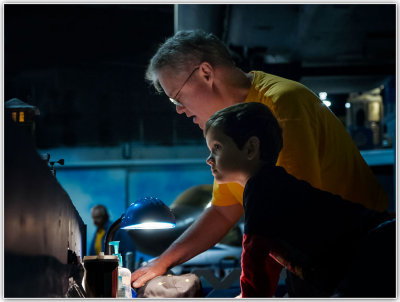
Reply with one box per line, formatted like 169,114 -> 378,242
43,155 -> 212,254
121,221 -> 176,230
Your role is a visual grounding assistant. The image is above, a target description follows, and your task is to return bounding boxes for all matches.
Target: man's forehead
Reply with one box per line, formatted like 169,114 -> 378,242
157,67 -> 179,94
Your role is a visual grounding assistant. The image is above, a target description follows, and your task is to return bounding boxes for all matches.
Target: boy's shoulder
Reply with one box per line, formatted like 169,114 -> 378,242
247,165 -> 289,191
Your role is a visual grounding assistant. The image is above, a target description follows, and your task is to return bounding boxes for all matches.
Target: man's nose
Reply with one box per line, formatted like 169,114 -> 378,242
176,105 -> 185,114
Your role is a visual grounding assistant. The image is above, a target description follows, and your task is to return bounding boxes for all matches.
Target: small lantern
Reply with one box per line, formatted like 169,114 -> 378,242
5,98 -> 40,137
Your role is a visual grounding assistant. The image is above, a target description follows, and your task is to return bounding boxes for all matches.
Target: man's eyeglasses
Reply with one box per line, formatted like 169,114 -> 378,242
169,66 -> 200,107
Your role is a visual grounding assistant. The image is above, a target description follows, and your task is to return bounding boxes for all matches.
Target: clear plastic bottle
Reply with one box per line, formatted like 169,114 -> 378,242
109,241 -> 132,298
117,266 -> 132,298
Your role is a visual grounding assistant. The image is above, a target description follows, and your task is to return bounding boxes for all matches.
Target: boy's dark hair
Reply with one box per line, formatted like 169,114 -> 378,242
204,102 -> 283,165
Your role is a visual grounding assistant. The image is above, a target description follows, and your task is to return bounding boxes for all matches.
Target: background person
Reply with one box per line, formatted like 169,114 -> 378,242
89,205 -> 136,268
131,30 -> 388,296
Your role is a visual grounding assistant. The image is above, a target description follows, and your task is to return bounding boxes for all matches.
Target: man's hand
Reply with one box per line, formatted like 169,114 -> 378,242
131,258 -> 167,288
130,204 -> 244,289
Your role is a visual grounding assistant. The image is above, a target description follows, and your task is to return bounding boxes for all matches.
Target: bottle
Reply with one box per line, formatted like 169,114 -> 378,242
109,241 -> 132,298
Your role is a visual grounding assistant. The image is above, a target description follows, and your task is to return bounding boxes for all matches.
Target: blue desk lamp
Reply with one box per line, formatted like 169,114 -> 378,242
104,197 -> 176,255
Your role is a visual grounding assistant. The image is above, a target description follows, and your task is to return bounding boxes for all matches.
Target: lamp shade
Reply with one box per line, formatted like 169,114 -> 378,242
121,197 -> 176,230
105,197 -> 175,255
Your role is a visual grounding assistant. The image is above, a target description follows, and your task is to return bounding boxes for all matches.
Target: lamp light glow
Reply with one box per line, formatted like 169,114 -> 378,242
105,197 -> 176,255
120,197 -> 176,229
121,222 -> 176,230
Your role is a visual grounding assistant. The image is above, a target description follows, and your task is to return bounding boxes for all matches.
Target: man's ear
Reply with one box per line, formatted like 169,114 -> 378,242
245,136 -> 260,160
198,62 -> 214,84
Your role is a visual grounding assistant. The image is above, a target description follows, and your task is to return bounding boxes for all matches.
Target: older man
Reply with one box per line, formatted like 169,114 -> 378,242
131,30 -> 388,296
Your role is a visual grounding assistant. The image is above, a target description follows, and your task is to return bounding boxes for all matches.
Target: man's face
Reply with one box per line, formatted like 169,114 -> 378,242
157,64 -> 226,130
91,208 -> 107,228
205,126 -> 248,184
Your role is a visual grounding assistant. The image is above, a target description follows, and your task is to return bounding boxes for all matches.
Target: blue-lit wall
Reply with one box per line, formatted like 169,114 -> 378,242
47,147 -> 395,258
54,161 -> 214,255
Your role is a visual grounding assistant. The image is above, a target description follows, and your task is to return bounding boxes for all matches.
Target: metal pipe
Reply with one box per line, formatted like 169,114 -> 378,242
54,158 -> 206,170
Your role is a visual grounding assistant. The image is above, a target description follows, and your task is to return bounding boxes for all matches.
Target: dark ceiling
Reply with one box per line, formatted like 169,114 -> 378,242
5,4 -> 173,71
4,4 -> 396,148
176,4 -> 396,94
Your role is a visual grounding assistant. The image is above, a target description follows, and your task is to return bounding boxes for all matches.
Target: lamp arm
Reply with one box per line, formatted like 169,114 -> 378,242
104,215 -> 123,255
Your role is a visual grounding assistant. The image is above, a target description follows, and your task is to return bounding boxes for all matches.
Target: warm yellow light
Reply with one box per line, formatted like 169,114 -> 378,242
19,112 -> 25,123
12,112 -> 17,122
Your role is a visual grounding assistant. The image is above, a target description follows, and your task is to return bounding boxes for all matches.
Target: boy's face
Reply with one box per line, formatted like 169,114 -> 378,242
205,126 -> 248,184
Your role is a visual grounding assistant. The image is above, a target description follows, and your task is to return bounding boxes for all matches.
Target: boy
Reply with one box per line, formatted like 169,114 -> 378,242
204,102 -> 395,297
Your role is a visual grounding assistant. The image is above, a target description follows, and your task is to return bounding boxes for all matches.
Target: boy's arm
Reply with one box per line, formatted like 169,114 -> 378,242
241,233 -> 282,297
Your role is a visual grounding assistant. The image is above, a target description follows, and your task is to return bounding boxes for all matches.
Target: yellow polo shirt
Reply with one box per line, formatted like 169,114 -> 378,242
211,71 -> 388,212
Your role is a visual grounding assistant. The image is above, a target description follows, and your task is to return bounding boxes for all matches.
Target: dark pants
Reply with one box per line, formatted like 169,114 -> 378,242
333,219 -> 396,297
286,271 -> 329,297
287,219 -> 396,298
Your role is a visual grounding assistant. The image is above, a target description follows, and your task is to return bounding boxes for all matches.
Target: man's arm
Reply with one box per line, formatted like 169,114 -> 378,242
131,203 -> 244,288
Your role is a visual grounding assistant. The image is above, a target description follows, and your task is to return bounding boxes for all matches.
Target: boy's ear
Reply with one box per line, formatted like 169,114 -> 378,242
245,136 -> 260,160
